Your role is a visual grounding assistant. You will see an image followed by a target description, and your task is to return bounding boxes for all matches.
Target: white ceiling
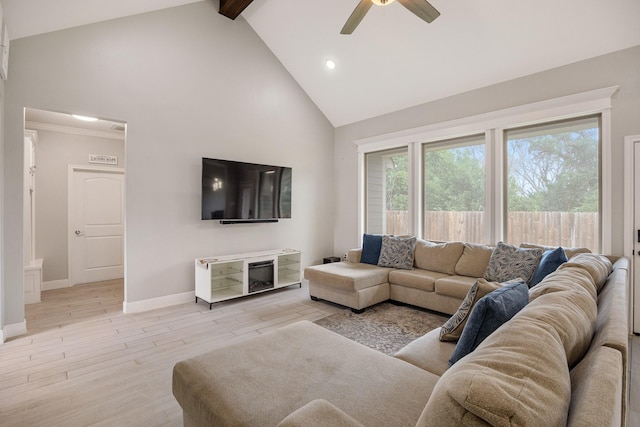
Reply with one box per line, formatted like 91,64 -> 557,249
4,0 -> 640,127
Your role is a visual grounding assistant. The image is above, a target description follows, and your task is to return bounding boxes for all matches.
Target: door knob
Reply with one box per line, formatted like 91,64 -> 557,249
75,230 -> 81,235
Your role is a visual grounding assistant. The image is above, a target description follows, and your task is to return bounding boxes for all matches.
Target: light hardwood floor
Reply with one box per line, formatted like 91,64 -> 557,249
1,281 -> 638,426
0,280 -> 343,426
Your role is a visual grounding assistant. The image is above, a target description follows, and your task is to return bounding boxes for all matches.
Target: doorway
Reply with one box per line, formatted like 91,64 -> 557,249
23,108 -> 126,313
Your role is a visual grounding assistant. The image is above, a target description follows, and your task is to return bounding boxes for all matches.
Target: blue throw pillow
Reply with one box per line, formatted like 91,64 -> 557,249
449,280 -> 529,366
361,234 -> 383,265
529,246 -> 568,287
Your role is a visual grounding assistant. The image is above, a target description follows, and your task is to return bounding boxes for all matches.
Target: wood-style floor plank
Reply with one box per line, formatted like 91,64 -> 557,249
0,279 -> 342,426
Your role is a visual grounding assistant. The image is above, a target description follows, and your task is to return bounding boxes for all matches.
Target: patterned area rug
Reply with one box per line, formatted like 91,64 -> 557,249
314,302 -> 450,355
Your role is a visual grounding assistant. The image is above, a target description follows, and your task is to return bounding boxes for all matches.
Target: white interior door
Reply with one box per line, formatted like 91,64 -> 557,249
70,167 -> 124,285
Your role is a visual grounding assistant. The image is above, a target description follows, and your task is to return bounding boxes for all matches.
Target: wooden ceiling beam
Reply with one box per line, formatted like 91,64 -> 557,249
219,0 -> 255,20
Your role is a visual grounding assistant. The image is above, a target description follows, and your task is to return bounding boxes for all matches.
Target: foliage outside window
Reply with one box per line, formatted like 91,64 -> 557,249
423,136 -> 485,243
505,116 -> 600,251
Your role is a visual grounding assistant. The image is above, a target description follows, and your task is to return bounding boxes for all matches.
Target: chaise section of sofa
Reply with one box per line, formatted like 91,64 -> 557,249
304,253 -> 392,313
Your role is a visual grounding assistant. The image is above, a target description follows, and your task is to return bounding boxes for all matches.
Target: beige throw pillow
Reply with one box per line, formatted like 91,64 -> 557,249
439,279 -> 501,342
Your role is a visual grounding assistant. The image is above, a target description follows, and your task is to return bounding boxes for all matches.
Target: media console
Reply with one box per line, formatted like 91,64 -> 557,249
194,249 -> 302,309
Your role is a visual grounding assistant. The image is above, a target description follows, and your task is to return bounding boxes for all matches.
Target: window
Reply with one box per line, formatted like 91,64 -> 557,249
423,135 -> 485,243
505,116 -> 600,251
357,87 -> 614,251
365,147 -> 409,235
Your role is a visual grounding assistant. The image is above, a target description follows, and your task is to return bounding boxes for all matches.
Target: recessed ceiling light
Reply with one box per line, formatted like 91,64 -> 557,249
71,114 -> 99,122
325,59 -> 336,70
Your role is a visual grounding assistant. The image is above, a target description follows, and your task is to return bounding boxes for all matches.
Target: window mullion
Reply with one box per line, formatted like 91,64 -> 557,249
408,142 -> 421,237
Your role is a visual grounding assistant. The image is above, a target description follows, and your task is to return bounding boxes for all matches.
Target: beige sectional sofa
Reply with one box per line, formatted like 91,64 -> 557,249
305,240 -> 588,314
172,245 -> 629,426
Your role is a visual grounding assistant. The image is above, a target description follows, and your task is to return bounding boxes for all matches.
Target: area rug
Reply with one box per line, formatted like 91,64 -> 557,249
314,302 -> 450,356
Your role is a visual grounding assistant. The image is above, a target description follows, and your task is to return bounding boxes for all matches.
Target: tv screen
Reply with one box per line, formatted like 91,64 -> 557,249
202,158 -> 292,221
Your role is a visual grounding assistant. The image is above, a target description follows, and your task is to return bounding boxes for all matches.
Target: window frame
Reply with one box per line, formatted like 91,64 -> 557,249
355,86 -> 617,252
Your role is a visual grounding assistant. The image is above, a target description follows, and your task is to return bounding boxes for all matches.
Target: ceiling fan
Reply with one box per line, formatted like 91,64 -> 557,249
341,0 -> 440,34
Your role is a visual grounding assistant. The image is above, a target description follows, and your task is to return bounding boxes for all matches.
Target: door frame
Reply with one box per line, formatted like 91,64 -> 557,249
67,165 -> 125,287
623,134 -> 640,334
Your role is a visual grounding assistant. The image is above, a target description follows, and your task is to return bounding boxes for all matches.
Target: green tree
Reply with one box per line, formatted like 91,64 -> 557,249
385,154 -> 408,210
508,129 -> 598,212
424,146 -> 485,211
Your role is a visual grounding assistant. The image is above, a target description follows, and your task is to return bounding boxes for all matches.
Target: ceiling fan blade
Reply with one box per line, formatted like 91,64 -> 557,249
396,0 -> 440,23
341,0 -> 374,35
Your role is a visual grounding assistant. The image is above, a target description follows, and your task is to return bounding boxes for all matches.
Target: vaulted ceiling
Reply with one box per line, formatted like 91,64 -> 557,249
4,0 -> 640,127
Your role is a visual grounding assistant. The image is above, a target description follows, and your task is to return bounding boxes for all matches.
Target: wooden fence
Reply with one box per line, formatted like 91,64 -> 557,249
385,210 -> 598,250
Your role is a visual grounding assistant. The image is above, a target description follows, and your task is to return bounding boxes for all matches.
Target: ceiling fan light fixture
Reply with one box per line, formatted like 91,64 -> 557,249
371,0 -> 395,5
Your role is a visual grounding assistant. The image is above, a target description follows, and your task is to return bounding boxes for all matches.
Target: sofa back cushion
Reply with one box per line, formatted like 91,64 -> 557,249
414,240 -> 464,275
523,283 -> 597,368
454,243 -> 494,278
557,253 -> 613,293
418,308 -> 572,427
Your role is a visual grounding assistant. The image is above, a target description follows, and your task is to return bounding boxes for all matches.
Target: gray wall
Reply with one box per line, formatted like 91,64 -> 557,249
333,45 -> 640,257
3,2 -> 335,326
31,128 -> 125,282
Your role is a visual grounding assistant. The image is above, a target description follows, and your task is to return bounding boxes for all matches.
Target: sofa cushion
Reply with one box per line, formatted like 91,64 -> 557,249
433,275 -> 477,299
377,235 -> 417,270
530,265 -> 598,301
483,242 -> 543,284
439,278 -> 502,342
413,240 -> 464,275
449,280 -> 529,365
418,305 -> 571,427
529,246 -> 568,287
388,269 -> 448,292
361,234 -> 383,265
525,274 -> 597,368
520,242 -> 591,260
394,328 -> 456,377
304,262 -> 391,292
454,243 -> 494,278
557,253 -> 613,293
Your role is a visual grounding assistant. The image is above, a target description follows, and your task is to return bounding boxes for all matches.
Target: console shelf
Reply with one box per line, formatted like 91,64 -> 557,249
195,249 -> 302,309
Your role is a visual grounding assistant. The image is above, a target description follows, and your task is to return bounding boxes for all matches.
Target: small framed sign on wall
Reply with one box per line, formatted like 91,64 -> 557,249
89,154 -> 118,165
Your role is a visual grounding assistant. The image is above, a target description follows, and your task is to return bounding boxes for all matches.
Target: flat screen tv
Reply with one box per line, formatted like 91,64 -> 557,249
202,158 -> 292,223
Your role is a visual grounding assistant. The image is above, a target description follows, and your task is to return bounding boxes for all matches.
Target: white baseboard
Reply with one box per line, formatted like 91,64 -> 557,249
2,320 -> 27,342
123,291 -> 194,314
42,279 -> 70,291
